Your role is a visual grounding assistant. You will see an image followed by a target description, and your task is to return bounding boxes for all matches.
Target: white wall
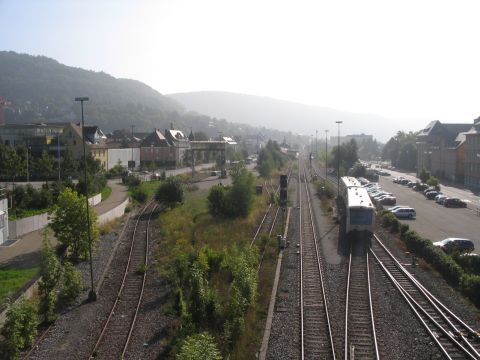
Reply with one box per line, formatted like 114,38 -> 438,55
0,198 -> 8,245
107,148 -> 140,170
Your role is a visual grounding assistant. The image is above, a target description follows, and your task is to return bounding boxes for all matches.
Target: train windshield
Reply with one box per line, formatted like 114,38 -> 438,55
349,208 -> 373,225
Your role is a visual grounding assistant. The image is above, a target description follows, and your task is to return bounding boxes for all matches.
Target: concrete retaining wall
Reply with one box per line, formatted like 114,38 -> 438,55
97,198 -> 129,225
88,193 -> 102,206
0,277 -> 40,327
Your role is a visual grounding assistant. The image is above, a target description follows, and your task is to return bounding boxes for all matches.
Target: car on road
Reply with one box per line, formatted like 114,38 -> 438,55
392,177 -> 405,183
433,238 -> 474,254
391,207 -> 416,219
407,181 -> 416,188
413,183 -> 428,192
443,198 -> 467,208
399,178 -> 411,185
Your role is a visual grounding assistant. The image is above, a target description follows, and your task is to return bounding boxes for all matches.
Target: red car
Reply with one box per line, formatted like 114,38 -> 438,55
443,198 -> 467,208
379,196 -> 396,206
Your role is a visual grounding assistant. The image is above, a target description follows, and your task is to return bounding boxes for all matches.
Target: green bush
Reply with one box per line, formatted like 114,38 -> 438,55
390,218 -> 400,233
59,262 -> 82,306
177,332 -> 222,360
155,177 -> 185,208
316,179 -> 334,199
454,255 -> 480,275
0,298 -> 38,359
207,185 -> 226,217
381,212 -> 396,228
399,223 -> 409,237
460,274 -> 480,307
132,186 -> 148,203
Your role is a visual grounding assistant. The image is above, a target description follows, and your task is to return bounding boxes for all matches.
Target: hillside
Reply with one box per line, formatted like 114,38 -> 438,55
0,52 -> 187,131
168,91 -> 396,141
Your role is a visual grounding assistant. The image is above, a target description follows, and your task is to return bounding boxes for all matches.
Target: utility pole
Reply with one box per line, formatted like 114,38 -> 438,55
131,125 -> 135,170
57,133 -> 61,182
26,142 -> 29,183
75,96 -> 96,302
325,130 -> 328,180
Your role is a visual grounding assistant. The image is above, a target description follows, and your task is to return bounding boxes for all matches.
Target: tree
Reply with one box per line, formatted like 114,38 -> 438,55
38,231 -> 62,323
177,332 -> 222,360
61,148 -> 78,179
155,177 -> 184,207
419,168 -> 430,183
0,298 -> 38,359
207,185 -> 226,217
382,131 -> 417,170
331,139 -> 359,175
349,162 -> 367,177
35,150 -> 55,182
50,188 -> 99,262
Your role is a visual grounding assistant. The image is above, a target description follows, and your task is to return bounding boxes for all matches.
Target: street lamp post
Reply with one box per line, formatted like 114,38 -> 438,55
325,130 -> 328,180
75,96 -> 96,302
335,121 -> 342,197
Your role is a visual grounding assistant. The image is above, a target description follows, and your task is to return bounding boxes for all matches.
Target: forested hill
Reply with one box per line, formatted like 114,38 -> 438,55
0,51 -> 190,132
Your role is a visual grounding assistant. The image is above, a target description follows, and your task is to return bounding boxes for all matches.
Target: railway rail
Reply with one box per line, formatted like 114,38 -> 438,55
89,201 -> 157,360
371,234 -> 480,360
299,161 -> 336,359
344,239 -> 379,360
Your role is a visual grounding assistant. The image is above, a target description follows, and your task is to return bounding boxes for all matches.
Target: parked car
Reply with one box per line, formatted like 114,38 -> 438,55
435,194 -> 448,204
391,207 -> 416,219
443,198 -> 467,208
377,170 -> 390,176
399,179 -> 410,185
425,191 -> 441,200
392,177 -> 405,183
407,181 -> 416,188
386,205 -> 410,212
413,183 -> 428,192
433,238 -> 474,254
423,187 -> 437,195
379,196 -> 396,206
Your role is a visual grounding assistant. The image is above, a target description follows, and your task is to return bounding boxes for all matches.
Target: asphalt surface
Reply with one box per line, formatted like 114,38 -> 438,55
377,175 -> 480,250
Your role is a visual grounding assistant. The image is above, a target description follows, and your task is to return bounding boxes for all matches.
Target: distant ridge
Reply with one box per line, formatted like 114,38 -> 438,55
168,91 -> 396,141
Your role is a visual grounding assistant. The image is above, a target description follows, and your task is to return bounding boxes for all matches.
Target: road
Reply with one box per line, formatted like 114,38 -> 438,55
377,175 -> 480,251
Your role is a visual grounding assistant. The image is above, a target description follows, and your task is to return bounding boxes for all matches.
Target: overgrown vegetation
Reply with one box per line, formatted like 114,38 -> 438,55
157,187 -> 267,359
382,131 -> 417,171
257,140 -> 288,178
330,139 -> 359,176
378,211 -> 480,307
207,163 -> 255,218
155,177 -> 185,208
0,298 -> 38,359
315,178 -> 335,199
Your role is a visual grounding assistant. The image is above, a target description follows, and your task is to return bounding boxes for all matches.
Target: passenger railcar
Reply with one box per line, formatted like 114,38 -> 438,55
339,176 -> 375,235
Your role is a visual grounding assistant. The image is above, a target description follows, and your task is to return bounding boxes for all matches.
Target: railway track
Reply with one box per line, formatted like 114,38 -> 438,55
299,161 -> 336,359
344,238 -> 379,359
371,234 -> 480,360
89,201 -> 157,360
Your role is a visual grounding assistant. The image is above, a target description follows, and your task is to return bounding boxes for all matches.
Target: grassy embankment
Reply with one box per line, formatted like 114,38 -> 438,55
100,186 -> 112,201
157,180 -> 281,359
0,267 -> 39,307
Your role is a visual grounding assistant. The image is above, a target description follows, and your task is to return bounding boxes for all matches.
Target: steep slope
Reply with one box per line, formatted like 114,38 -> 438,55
168,91 -> 395,141
0,51 -> 183,131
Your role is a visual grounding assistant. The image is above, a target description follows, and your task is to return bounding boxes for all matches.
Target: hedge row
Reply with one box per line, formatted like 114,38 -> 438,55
378,211 -> 480,308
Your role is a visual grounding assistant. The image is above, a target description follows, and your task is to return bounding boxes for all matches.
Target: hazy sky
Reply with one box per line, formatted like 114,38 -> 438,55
1,0 -> 480,124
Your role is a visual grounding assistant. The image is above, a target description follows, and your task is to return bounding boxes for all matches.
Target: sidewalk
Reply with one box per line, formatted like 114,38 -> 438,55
0,179 -> 128,268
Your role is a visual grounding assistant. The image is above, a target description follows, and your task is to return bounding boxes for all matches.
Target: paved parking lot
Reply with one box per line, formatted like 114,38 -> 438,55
378,176 -> 480,251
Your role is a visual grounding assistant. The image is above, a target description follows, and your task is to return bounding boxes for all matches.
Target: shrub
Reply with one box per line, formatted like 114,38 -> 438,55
177,332 -> 222,360
381,212 -> 396,228
132,186 -> 148,203
155,177 -> 185,208
460,274 -> 480,307
207,185 -> 226,217
125,175 -> 141,188
316,179 -> 334,199
0,298 -> 38,359
390,218 -> 400,233
59,262 -> 82,306
399,223 -> 409,238
454,254 -> 480,275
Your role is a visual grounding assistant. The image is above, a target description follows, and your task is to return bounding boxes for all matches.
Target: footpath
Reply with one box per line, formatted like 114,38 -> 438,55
0,179 -> 127,268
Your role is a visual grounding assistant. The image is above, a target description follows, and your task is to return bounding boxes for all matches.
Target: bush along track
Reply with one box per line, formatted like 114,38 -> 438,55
377,210 -> 480,308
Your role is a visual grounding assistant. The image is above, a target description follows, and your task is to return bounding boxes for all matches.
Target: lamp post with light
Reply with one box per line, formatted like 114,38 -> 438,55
75,96 -> 96,302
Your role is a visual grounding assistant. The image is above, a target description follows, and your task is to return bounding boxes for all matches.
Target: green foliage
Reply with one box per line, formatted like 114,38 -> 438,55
427,176 -> 440,190
59,262 -> 83,306
257,140 -> 287,178
0,268 -> 39,306
76,173 -> 107,197
125,174 -> 141,188
330,139 -> 359,176
155,177 -> 185,208
177,332 -> 222,360
132,185 -> 149,203
381,131 -> 417,170
50,188 -> 99,262
460,274 -> 480,306
35,150 -> 55,181
349,162 -> 367,177
100,186 -> 112,201
419,168 -> 430,183
38,232 -> 62,323
0,298 -> 38,360
207,165 -> 255,219
106,164 -> 125,178
453,254 -> 480,276
207,185 -> 227,217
